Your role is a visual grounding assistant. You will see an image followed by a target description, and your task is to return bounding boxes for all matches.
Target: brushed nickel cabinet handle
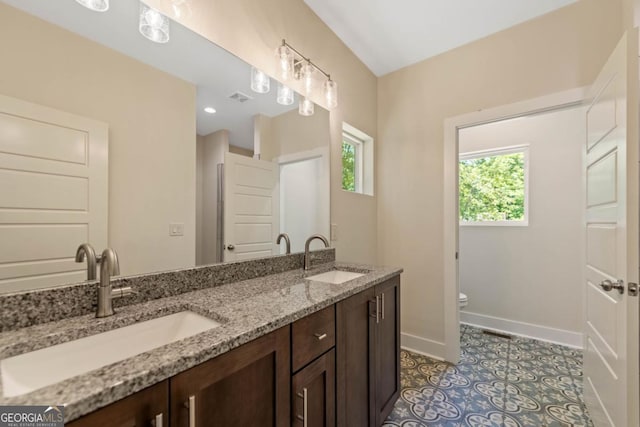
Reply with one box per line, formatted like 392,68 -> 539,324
151,413 -> 163,427
186,395 -> 196,427
314,332 -> 327,340
381,292 -> 385,320
302,387 -> 308,427
295,388 -> 308,426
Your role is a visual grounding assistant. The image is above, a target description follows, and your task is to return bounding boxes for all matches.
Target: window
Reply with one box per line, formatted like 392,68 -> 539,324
459,146 -> 528,225
342,123 -> 374,195
342,132 -> 363,192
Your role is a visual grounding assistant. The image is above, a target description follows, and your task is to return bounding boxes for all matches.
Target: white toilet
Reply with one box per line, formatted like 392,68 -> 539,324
459,292 -> 468,309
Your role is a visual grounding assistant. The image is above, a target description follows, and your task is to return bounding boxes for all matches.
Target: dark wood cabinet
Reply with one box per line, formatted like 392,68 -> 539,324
292,349 -> 336,427
336,287 -> 376,427
292,305 -> 335,372
64,274 -> 400,427
336,276 -> 401,427
66,381 -> 168,427
374,276 -> 401,425
170,326 -> 290,427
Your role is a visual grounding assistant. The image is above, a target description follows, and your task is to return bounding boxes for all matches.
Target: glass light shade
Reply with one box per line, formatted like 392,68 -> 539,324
276,45 -> 294,81
301,61 -> 315,95
324,79 -> 338,109
276,84 -> 295,106
75,0 -> 109,12
299,97 -> 314,116
251,67 -> 270,94
171,0 -> 192,19
139,3 -> 170,44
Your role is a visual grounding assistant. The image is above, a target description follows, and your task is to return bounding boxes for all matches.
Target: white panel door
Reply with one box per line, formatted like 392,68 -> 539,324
583,30 -> 639,427
223,152 -> 278,262
0,94 -> 108,292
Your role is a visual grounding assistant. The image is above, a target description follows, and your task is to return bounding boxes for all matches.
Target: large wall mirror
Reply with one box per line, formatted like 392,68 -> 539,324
0,0 -> 330,293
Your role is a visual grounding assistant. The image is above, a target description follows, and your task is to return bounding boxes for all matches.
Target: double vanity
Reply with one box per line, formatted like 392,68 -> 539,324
0,249 -> 401,426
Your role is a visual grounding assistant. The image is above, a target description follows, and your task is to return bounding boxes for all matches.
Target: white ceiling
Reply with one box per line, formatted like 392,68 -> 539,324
304,0 -> 578,76
2,0 -> 298,149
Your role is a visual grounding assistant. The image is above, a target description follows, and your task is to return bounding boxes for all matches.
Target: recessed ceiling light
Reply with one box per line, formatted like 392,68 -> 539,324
204,107 -> 217,114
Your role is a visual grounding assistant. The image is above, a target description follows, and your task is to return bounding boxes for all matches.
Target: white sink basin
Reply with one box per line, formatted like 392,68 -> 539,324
306,270 -> 365,284
1,311 -> 220,397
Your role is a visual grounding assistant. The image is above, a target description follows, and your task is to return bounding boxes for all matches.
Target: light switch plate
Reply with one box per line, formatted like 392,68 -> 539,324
169,223 -> 184,236
330,223 -> 338,241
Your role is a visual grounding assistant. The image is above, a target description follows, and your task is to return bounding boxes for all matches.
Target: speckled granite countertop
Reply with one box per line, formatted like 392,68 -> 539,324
0,261 -> 401,421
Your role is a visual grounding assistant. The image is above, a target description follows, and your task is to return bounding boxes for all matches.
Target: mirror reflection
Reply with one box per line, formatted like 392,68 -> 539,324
0,0 -> 330,293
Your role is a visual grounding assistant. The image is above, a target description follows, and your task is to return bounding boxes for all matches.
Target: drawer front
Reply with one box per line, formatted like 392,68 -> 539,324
292,305 -> 335,372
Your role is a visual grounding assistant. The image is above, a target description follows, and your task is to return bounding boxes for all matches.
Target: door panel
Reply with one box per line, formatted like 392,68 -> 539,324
223,152 -> 278,262
0,94 -> 108,292
375,277 -> 401,425
583,30 -> 639,427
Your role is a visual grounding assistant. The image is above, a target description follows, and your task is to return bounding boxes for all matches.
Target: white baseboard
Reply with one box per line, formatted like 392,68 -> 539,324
460,311 -> 584,349
401,332 -> 445,360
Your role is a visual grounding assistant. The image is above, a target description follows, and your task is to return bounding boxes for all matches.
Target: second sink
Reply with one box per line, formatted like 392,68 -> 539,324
1,311 -> 220,397
306,270 -> 365,284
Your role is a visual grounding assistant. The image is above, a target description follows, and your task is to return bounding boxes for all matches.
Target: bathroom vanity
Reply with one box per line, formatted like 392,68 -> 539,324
0,251 -> 401,427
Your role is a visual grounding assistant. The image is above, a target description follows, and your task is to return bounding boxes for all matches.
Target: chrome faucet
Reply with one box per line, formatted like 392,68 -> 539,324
276,233 -> 291,254
75,243 -> 99,281
304,234 -> 330,270
97,248 -> 120,318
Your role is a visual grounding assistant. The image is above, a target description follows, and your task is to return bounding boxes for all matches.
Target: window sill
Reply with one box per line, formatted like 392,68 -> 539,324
460,220 -> 528,227
341,189 -> 374,198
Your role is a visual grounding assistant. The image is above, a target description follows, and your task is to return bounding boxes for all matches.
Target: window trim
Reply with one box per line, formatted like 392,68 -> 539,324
459,144 -> 530,227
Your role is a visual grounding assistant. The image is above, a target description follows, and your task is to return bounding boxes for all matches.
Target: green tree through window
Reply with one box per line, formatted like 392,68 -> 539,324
459,151 -> 525,222
342,142 -> 356,191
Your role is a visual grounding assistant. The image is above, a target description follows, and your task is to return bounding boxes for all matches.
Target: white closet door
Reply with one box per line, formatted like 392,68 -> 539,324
223,152 -> 279,262
583,30 -> 639,427
0,94 -> 108,292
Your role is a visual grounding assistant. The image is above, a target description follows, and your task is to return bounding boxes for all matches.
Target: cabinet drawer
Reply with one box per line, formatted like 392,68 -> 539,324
292,305 -> 335,372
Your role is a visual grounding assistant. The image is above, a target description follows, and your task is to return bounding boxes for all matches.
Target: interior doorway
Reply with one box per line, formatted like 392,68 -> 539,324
443,88 -> 587,363
457,106 -> 585,348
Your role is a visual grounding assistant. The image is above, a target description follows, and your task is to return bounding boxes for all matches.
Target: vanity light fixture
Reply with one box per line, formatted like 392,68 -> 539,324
139,2 -> 170,44
276,44 -> 294,81
250,67 -> 270,94
276,83 -> 294,106
170,0 -> 192,19
276,40 -> 338,110
204,107 -> 217,114
299,97 -> 314,116
75,0 -> 109,12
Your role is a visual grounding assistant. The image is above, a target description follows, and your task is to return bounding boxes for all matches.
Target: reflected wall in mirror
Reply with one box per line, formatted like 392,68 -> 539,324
0,0 -> 330,294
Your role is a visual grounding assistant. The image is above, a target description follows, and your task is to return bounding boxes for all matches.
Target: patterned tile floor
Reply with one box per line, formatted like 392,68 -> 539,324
383,325 -> 593,427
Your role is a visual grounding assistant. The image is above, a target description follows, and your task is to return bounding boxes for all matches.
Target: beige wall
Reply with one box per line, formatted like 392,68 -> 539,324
229,145 -> 254,157
259,108 -> 331,161
146,0 -> 378,264
377,0 -> 624,355
459,107 -> 585,346
0,3 -> 197,277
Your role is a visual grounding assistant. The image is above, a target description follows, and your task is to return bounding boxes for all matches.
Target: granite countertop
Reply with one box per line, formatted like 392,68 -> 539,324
0,261 -> 401,421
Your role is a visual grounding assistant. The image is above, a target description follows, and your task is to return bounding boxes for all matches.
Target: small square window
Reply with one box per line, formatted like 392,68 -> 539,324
459,146 -> 528,225
342,123 -> 374,196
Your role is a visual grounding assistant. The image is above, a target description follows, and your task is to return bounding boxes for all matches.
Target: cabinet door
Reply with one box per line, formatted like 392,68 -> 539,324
375,276 -> 401,425
292,349 -> 335,427
336,288 -> 376,427
170,326 -> 290,427
67,381 -> 168,427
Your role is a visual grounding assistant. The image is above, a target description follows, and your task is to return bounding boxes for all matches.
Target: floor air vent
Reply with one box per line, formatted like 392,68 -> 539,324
482,329 -> 512,339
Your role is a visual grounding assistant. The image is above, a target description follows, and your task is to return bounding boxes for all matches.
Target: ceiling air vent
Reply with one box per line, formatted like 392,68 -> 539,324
228,91 -> 252,103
